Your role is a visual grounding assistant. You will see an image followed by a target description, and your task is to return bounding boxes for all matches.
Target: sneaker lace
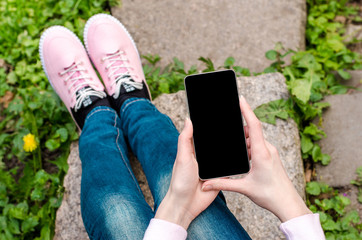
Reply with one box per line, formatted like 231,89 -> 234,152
60,61 -> 106,111
102,50 -> 143,98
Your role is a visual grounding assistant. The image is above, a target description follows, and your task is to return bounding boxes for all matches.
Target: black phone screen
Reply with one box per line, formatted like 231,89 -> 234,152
184,70 -> 250,180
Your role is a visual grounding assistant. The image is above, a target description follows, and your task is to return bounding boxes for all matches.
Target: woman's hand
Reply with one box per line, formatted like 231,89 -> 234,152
202,95 -> 311,222
155,118 -> 219,229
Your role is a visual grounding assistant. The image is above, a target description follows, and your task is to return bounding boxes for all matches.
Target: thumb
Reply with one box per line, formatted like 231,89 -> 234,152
202,178 -> 248,194
177,118 -> 194,155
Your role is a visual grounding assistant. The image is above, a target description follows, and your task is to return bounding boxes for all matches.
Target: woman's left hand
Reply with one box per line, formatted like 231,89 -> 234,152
155,118 -> 219,230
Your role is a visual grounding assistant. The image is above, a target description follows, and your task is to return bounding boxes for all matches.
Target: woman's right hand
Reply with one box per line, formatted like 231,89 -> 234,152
201,95 -> 311,223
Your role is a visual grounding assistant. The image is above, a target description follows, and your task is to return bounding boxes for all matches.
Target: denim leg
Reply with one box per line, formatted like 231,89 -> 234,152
119,98 -> 251,240
79,106 -> 153,240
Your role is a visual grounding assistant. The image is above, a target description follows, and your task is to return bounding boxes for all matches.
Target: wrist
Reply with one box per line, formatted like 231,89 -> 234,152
273,188 -> 312,222
155,192 -> 194,230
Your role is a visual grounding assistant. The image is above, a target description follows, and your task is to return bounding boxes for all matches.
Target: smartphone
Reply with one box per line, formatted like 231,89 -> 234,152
184,69 -> 250,180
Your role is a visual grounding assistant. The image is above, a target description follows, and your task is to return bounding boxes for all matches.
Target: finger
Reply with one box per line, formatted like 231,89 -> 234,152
177,118 -> 195,156
246,138 -> 250,149
202,178 -> 247,194
244,125 -> 249,138
265,140 -> 279,159
239,95 -> 266,149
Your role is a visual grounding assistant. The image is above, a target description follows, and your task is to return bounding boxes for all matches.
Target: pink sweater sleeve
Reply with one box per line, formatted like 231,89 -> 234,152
144,213 -> 325,240
280,213 -> 325,240
143,218 -> 187,240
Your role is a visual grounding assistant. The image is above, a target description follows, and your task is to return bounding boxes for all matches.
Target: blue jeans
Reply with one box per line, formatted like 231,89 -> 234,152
79,98 -> 251,240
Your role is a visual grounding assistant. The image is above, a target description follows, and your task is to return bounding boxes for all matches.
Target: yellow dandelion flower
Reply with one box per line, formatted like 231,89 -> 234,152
23,133 -> 38,152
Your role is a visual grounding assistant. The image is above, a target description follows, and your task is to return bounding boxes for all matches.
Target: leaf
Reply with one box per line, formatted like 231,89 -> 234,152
8,218 -> 20,234
45,138 -> 60,151
337,69 -> 351,80
265,50 -> 278,60
306,181 -> 321,195
233,66 -> 251,76
296,53 -> 321,71
142,54 -> 161,65
173,57 -> 185,72
158,81 -> 170,94
319,212 -> 328,222
7,97 -> 24,114
263,66 -> 277,73
329,85 -> 348,94
253,99 -> 290,125
34,170 -> 50,185
327,39 -> 345,52
312,144 -> 322,162
342,54 -> 353,63
303,123 -> 326,140
340,195 -> 351,206
198,57 -> 215,72
321,154 -> 331,165
8,202 -> 28,220
49,197 -> 62,208
0,216 -> 7,231
290,78 -> 312,103
301,133 -> 314,154
31,187 -> 45,201
6,71 -> 17,84
224,57 -> 235,68
21,216 -> 39,233
39,223 -> 51,240
323,218 -> 339,231
56,128 -> 68,143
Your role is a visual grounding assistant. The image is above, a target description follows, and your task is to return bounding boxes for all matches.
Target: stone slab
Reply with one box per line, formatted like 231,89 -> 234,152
316,93 -> 362,187
53,143 -> 89,240
54,73 -> 305,240
111,0 -> 306,72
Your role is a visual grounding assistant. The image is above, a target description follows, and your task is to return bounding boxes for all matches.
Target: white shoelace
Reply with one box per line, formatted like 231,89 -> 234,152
60,61 -> 106,111
102,50 -> 143,98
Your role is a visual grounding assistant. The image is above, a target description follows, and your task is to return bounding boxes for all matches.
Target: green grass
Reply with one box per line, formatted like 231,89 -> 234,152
0,0 -> 113,239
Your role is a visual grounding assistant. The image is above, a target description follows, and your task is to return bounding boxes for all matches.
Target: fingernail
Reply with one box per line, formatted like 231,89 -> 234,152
185,117 -> 192,126
202,185 -> 212,191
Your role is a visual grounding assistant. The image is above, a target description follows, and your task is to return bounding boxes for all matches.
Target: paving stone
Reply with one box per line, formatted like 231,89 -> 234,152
54,73 -> 305,240
316,93 -> 362,187
111,0 -> 306,72
53,143 -> 89,240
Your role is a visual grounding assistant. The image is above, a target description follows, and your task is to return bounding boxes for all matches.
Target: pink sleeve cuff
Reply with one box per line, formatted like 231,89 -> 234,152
143,218 -> 188,240
280,213 -> 325,240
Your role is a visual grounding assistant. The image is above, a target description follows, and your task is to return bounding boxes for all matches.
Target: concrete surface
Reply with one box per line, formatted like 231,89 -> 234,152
111,0 -> 306,72
316,93 -> 362,187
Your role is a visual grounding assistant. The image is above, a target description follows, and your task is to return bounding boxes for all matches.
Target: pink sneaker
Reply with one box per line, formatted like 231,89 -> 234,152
84,14 -> 151,110
39,26 -> 109,129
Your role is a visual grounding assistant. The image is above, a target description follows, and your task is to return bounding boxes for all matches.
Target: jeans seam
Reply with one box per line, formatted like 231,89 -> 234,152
113,111 -> 143,195
121,98 -> 150,115
85,107 -> 115,122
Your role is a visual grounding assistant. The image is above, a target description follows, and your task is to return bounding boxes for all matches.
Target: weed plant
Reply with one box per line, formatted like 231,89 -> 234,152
0,0 -> 113,239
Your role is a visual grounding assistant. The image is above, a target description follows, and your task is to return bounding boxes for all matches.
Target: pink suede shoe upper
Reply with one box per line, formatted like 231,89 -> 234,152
84,14 -> 150,99
39,26 -> 105,113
